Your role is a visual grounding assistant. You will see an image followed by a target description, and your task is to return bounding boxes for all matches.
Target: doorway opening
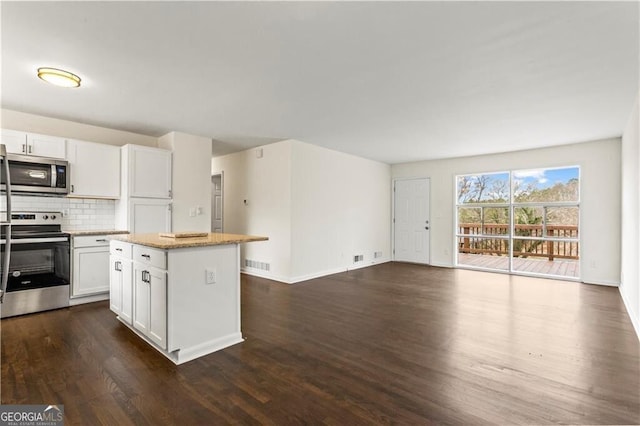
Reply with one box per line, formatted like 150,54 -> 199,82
211,173 -> 223,233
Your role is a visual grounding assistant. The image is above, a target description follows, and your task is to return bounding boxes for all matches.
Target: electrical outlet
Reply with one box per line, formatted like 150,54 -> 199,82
196,206 -> 203,215
189,208 -> 196,217
205,268 -> 216,284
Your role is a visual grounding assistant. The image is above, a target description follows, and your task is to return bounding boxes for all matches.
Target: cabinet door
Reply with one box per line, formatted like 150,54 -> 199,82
133,265 -> 150,336
1,129 -> 27,155
109,256 -> 123,315
110,256 -> 133,324
120,259 -> 133,325
67,139 -> 120,198
27,133 -> 66,159
147,267 -> 167,349
72,246 -> 110,297
130,199 -> 171,233
133,264 -> 167,349
129,146 -> 172,199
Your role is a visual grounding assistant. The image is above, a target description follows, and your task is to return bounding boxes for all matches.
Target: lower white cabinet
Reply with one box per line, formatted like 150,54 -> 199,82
133,264 -> 167,349
71,235 -> 111,299
109,239 -> 245,364
109,254 -> 132,325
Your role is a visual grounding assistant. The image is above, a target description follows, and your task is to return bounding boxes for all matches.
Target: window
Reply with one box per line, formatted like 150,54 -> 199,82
456,167 -> 580,279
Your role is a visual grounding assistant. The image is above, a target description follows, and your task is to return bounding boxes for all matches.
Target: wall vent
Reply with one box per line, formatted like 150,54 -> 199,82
353,254 -> 364,263
244,259 -> 270,272
374,251 -> 383,259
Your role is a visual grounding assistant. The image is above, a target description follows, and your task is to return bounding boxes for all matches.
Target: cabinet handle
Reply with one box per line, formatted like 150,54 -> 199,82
28,145 -> 32,154
22,144 -> 26,153
71,184 -> 75,193
141,254 -> 151,260
95,239 -> 107,242
115,248 -> 123,252
142,270 -> 150,283
168,190 -> 172,198
115,261 -> 122,271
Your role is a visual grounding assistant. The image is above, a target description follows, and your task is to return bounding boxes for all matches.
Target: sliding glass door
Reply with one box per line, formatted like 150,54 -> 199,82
456,167 -> 580,279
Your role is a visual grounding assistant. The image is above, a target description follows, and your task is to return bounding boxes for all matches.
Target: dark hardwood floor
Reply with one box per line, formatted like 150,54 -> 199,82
1,263 -> 639,425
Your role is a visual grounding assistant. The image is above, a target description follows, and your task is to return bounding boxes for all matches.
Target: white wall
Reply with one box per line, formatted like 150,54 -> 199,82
212,139 -> 391,284
290,141 -> 391,281
620,93 -> 640,338
212,140 -> 293,282
1,108 -> 158,147
158,131 -> 212,232
391,138 -> 622,286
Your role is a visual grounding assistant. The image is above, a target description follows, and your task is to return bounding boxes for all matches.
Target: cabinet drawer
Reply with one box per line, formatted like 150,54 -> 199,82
133,245 -> 166,270
73,235 -> 111,248
111,241 -> 132,258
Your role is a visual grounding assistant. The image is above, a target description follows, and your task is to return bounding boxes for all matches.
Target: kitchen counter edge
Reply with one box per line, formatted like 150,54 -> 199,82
109,233 -> 268,249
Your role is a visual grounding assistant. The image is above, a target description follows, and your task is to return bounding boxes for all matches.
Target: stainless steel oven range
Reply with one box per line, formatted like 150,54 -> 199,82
0,211 -> 70,318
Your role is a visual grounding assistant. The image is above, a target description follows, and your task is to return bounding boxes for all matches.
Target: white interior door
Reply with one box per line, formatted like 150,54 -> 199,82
211,174 -> 223,233
394,178 -> 430,264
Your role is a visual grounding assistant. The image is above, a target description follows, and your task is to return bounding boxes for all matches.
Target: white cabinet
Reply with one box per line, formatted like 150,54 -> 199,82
109,239 -> 249,364
0,129 -> 66,159
1,129 -> 27,154
133,263 -> 167,350
27,133 -> 66,159
116,144 -> 173,233
128,199 -> 172,233
123,145 -> 172,199
110,240 -> 133,324
71,235 -> 111,298
67,139 -> 120,198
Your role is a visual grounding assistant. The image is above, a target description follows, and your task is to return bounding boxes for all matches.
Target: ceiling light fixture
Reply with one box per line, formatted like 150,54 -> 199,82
37,67 -> 81,88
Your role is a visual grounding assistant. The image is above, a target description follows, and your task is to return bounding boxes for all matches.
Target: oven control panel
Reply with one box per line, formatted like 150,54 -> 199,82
1,211 -> 63,225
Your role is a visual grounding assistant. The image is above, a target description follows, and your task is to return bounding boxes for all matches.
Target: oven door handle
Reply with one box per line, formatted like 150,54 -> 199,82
6,237 -> 69,244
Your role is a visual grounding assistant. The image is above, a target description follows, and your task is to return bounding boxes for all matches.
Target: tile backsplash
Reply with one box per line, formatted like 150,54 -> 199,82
1,195 -> 115,231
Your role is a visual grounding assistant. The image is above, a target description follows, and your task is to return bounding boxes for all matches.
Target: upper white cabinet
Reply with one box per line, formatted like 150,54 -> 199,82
0,129 -> 27,154
27,133 -> 66,159
0,129 -> 66,159
67,139 -> 120,198
122,145 -> 172,199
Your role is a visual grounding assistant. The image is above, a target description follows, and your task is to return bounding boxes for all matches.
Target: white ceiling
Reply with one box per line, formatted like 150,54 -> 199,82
1,2 -> 638,164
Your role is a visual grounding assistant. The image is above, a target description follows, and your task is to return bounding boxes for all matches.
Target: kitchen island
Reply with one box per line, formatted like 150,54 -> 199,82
109,232 -> 267,364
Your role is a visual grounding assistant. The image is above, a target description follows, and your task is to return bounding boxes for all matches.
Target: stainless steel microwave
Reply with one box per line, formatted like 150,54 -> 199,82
0,154 -> 69,195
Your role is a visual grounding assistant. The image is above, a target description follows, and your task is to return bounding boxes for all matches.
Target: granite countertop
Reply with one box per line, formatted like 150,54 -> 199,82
110,233 -> 268,249
65,230 -> 130,236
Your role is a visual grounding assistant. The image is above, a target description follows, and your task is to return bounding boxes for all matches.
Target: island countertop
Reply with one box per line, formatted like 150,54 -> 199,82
110,232 -> 268,249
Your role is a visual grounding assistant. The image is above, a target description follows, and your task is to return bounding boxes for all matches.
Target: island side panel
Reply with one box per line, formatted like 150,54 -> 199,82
166,244 -> 242,353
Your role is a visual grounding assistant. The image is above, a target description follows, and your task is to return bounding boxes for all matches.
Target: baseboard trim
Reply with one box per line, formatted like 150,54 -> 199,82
581,279 -> 620,287
619,286 -> 640,341
242,259 -> 392,285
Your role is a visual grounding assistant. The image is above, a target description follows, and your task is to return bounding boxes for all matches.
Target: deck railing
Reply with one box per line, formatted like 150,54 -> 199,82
458,224 -> 579,260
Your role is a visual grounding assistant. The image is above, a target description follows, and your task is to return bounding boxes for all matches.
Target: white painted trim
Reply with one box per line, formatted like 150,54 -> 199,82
118,316 -> 245,365
173,333 -> 245,365
69,292 -> 109,306
241,269 -> 293,284
619,286 -> 640,341
581,279 -> 620,287
242,259 -> 392,284
429,262 -> 454,269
